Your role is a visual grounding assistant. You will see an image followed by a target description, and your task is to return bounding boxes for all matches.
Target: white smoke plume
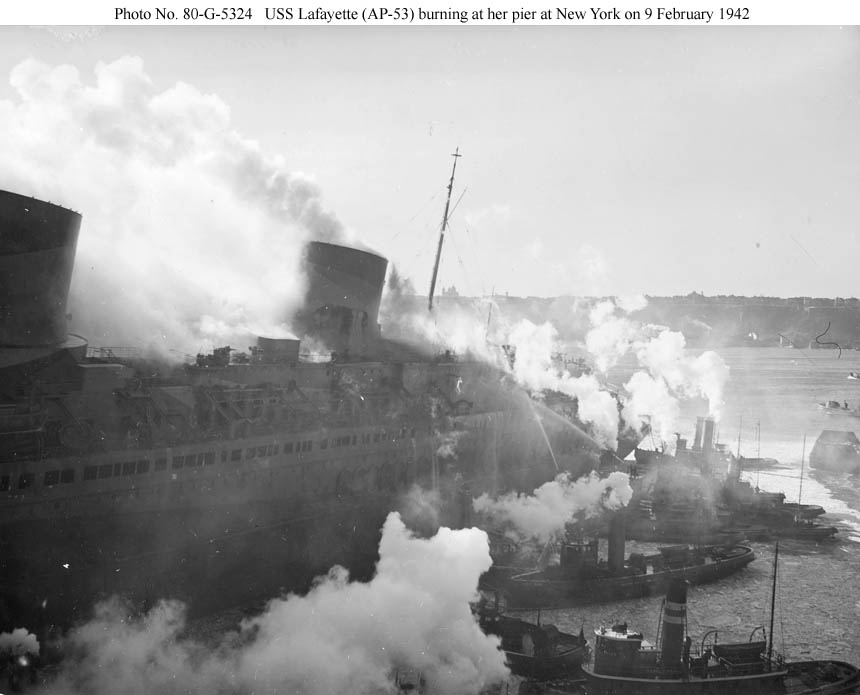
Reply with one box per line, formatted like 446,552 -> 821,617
585,300 -> 643,372
398,484 -> 443,531
0,627 -> 39,656
584,299 -> 729,441
631,329 -> 729,420
621,371 -> 681,444
0,57 -> 346,357
379,265 -> 419,320
382,294 -> 625,449
389,299 -> 502,367
41,513 -> 507,695
506,319 -> 621,449
472,470 -> 633,543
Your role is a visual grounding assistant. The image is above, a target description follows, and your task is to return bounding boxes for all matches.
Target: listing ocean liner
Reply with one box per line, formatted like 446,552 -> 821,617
0,183 -> 643,632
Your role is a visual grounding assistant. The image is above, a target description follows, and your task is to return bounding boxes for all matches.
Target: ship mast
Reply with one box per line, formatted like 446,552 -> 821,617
767,540 -> 779,666
736,414 -> 742,458
428,147 -> 462,312
799,434 -> 806,505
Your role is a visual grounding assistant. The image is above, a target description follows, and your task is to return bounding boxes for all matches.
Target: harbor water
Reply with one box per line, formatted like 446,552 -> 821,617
532,346 -> 860,666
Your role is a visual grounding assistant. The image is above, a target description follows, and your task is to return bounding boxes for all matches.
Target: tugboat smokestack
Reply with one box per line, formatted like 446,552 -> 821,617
702,417 -> 716,453
607,512 -> 625,573
693,417 -> 705,451
660,579 -> 687,669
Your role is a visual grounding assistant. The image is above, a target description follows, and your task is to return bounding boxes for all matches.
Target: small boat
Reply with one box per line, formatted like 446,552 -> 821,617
616,501 -> 745,545
848,371 -> 860,380
735,455 -> 782,470
732,519 -> 838,542
780,501 -> 825,518
817,400 -> 860,417
475,599 -> 589,680
499,517 -> 755,609
723,459 -> 838,542
626,418 -> 838,544
581,549 -> 860,695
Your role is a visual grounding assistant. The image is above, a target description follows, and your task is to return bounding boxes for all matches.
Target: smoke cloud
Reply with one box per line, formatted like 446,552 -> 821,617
0,627 -> 39,656
506,318 -> 622,449
631,330 -> 729,418
398,484 -> 443,532
584,299 -> 729,442
0,57 -> 345,356
379,291 -> 728,450
472,470 -> 633,543
40,513 -> 507,695
380,289 -> 626,449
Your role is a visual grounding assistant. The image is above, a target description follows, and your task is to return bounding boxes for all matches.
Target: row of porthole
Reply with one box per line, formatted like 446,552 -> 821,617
1,426 -> 422,495
2,453 -> 429,520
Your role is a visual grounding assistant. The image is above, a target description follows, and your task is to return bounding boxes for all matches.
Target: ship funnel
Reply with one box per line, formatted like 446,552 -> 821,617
693,417 -> 705,451
702,417 -> 716,453
660,579 -> 687,669
607,512 -> 625,573
0,190 -> 81,347
296,241 -> 388,358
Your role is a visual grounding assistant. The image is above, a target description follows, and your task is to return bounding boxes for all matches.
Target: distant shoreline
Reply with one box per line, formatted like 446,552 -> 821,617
401,293 -> 860,350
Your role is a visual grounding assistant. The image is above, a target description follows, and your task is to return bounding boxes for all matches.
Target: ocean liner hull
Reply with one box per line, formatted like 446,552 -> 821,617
0,360 -> 632,633
0,402 -> 609,629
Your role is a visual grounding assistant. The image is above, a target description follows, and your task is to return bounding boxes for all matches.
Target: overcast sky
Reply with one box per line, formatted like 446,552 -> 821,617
1,26 -> 858,300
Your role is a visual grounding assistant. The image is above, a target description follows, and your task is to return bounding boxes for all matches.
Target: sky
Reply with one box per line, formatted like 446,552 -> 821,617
0,25 -> 859,302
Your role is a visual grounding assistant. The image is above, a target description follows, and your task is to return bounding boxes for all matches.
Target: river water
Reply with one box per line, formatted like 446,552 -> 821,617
532,347 -> 860,666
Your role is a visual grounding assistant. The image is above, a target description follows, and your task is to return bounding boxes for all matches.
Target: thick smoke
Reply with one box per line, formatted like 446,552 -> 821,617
632,330 -> 729,416
585,300 -> 729,442
506,319 -> 621,449
398,484 -> 443,532
0,627 -> 39,656
472,470 -> 633,543
380,287 -> 625,448
0,57 -> 345,356
585,300 -> 643,372
380,290 -> 728,451
42,513 -> 507,695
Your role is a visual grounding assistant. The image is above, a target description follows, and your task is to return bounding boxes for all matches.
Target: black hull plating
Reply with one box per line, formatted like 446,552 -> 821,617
582,660 -> 860,695
0,407 -> 610,631
499,546 -> 755,609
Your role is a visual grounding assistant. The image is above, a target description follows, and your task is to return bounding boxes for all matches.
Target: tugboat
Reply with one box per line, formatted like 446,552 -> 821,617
627,418 -> 838,544
475,596 -> 589,680
582,548 -> 860,694
497,515 -> 754,609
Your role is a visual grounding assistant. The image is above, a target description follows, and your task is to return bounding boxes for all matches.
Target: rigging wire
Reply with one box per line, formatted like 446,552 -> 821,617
444,221 -> 488,298
444,223 -> 477,297
448,186 -> 468,221
462,225 -> 487,298
388,191 -> 442,243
